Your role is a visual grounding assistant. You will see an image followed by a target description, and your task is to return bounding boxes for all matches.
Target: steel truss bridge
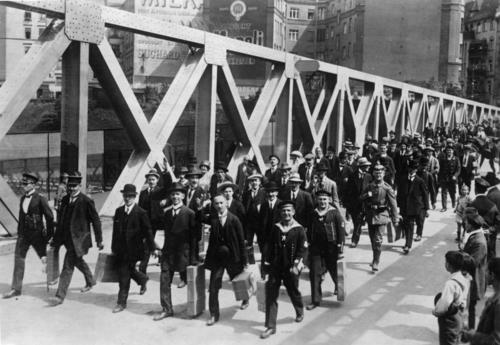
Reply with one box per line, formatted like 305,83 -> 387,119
0,0 -> 499,235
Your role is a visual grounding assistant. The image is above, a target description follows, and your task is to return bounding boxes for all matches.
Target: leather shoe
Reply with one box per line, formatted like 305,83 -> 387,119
49,296 -> 63,306
403,247 -> 410,254
206,315 -> 219,326
295,314 -> 304,323
140,278 -> 148,295
80,282 -> 95,293
3,290 -> 20,299
240,300 -> 249,310
153,311 -> 173,321
306,303 -> 318,310
414,235 -> 422,242
350,242 -> 357,248
112,304 -> 125,313
260,328 -> 276,339
177,281 -> 187,288
372,262 -> 379,272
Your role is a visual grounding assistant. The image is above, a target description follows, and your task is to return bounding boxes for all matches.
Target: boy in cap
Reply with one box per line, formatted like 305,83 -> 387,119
50,172 -> 103,305
3,172 -> 54,299
111,184 -> 156,313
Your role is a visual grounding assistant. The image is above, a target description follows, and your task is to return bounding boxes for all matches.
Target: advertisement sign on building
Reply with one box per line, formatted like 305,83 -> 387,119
206,0 -> 267,80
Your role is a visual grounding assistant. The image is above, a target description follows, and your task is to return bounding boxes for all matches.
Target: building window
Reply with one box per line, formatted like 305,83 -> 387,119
477,22 -> 481,33
348,18 -> 352,33
459,43 -> 463,57
491,20 -> 495,31
490,60 -> 493,72
343,22 -> 347,34
24,27 -> 31,39
347,42 -> 351,57
337,10 -> 341,24
289,7 -> 299,19
488,80 -> 492,93
24,11 -> 31,22
342,45 -> 346,59
317,29 -> 326,42
482,21 -> 486,32
461,18 -> 464,32
336,34 -> 340,49
289,29 -> 299,41
330,26 -> 335,39
490,37 -> 494,49
308,9 -> 315,20
318,7 -> 325,19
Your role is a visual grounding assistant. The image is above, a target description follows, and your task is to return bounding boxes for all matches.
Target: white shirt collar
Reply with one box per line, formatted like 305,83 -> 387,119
124,203 -> 135,214
25,189 -> 35,197
172,203 -> 182,211
71,191 -> 80,198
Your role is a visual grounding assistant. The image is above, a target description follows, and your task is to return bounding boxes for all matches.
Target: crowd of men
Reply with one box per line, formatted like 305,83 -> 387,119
3,118 -> 500,341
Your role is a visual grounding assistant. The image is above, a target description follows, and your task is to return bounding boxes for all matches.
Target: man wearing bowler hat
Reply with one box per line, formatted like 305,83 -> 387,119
344,157 -> 373,248
217,181 -> 245,224
138,168 -> 171,275
154,182 -> 197,321
3,172 -> 54,299
397,160 -> 429,254
50,172 -> 103,305
111,184 -> 157,313
242,173 -> 266,259
209,161 -> 233,198
260,182 -> 282,251
438,145 -> 461,212
299,153 -> 315,190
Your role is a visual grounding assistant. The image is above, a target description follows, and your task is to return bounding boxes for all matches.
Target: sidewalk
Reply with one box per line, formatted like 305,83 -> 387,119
0,206 -> 476,345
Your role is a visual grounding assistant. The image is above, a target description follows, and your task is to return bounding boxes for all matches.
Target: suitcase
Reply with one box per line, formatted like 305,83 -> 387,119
337,259 -> 346,301
46,246 -> 59,289
256,279 -> 266,313
231,271 -> 256,301
187,264 -> 205,317
94,253 -> 120,283
386,222 -> 394,243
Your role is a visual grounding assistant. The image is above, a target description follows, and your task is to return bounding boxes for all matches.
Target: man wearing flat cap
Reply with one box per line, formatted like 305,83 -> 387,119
138,168 -> 172,275
265,154 -> 282,186
217,181 -> 245,223
3,172 -> 54,299
362,164 -> 399,271
459,142 -> 478,190
111,184 -> 157,313
50,172 -> 103,305
307,190 -> 345,309
308,163 -> 340,209
344,157 -> 373,248
154,182 -> 197,321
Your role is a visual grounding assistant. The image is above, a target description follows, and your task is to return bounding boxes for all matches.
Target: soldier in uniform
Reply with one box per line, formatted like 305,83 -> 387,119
306,190 -> 345,310
154,182 -> 197,321
261,200 -> 306,339
362,164 -> 399,272
3,172 -> 54,299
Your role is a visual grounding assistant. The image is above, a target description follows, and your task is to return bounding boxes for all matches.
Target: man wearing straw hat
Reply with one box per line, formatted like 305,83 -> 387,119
111,184 -> 156,313
279,173 -> 314,228
3,172 -> 54,299
138,168 -> 171,275
50,172 -> 103,305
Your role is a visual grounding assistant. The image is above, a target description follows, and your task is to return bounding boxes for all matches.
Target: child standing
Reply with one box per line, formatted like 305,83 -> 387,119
455,185 -> 471,243
433,251 -> 470,345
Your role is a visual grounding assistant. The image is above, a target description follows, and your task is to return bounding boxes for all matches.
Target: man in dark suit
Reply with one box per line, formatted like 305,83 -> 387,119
3,172 -> 54,299
50,172 -> 103,305
209,161 -> 234,198
438,145 -> 461,211
307,190 -> 345,309
264,154 -> 282,185
260,200 -> 306,339
260,182 -> 281,251
138,168 -> 170,274
279,173 -> 314,228
205,194 -> 248,326
218,182 -> 245,223
111,184 -> 156,313
459,143 -> 478,189
344,157 -> 373,247
154,182 -> 197,321
242,173 -> 266,259
298,153 -> 315,190
397,160 -> 429,254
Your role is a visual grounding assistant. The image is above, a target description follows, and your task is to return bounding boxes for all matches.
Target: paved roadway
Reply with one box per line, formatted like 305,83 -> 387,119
1,204 -> 490,345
